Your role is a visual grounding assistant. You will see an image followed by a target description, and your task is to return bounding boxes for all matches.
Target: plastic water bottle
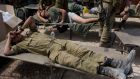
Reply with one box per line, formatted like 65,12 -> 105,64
50,31 -> 55,39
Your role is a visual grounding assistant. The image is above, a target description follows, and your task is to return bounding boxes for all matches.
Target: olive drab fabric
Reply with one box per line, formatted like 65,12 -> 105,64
12,32 -> 104,75
99,0 -> 123,43
47,6 -> 61,23
68,23 -> 96,35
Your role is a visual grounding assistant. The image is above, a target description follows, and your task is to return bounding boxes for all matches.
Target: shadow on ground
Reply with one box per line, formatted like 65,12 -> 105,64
0,60 -> 112,79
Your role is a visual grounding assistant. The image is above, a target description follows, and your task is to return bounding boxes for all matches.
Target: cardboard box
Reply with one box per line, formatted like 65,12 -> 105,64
0,13 -> 7,42
0,4 -> 15,15
0,4 -> 22,42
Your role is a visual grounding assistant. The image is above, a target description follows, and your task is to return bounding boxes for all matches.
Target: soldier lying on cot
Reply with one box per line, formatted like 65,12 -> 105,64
3,28 -> 135,79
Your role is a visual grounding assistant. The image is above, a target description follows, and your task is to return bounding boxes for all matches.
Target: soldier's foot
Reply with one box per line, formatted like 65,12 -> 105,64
110,50 -> 136,75
98,67 -> 126,79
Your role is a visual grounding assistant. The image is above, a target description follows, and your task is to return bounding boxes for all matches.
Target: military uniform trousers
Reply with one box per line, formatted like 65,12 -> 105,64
99,1 -> 116,43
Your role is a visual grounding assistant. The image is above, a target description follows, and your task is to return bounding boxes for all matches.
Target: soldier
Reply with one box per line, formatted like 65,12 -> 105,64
22,2 -> 99,35
4,29 -> 135,79
99,0 -> 131,47
22,5 -> 67,31
98,0 -> 114,47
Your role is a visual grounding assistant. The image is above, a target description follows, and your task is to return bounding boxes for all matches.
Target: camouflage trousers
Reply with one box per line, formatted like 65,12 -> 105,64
48,39 -> 104,74
99,2 -> 116,43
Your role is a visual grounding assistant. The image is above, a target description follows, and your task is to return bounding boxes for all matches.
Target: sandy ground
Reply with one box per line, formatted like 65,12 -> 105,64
0,18 -> 140,79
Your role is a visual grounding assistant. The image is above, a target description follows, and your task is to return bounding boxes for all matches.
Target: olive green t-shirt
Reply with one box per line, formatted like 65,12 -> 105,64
12,32 -> 66,56
48,6 -> 60,23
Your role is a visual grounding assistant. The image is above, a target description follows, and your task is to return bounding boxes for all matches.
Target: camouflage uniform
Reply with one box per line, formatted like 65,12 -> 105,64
12,32 -> 104,75
99,0 -> 130,45
99,0 -> 121,45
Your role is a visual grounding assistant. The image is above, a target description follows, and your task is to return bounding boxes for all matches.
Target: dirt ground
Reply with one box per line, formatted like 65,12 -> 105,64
0,18 -> 140,79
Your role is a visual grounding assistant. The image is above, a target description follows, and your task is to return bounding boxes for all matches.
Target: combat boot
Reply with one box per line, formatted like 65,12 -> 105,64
98,66 -> 126,79
105,50 -> 136,75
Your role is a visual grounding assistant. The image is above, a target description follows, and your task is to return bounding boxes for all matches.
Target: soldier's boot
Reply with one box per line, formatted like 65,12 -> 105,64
99,36 -> 111,48
98,67 -> 126,79
104,50 -> 136,75
99,41 -> 111,48
114,20 -> 126,31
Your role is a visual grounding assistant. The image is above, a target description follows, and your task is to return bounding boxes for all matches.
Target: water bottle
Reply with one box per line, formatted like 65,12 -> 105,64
50,31 -> 55,40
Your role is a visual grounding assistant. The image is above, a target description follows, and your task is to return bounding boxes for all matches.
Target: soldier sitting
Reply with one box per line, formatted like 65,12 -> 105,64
21,5 -> 67,31
4,29 -> 135,79
22,3 -> 100,35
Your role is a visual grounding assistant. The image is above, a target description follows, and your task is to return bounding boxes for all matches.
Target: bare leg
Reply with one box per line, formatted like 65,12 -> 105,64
22,16 -> 36,29
68,12 -> 98,23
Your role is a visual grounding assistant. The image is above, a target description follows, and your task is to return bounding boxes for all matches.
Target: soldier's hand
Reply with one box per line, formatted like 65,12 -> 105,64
7,31 -> 15,39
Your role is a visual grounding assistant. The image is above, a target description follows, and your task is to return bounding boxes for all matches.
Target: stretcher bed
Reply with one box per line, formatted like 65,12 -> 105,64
114,25 -> 140,53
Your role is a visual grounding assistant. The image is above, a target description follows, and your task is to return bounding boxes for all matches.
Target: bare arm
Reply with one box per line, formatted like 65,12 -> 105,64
3,33 -> 13,56
59,9 -> 66,23
37,10 -> 48,23
136,1 -> 140,12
